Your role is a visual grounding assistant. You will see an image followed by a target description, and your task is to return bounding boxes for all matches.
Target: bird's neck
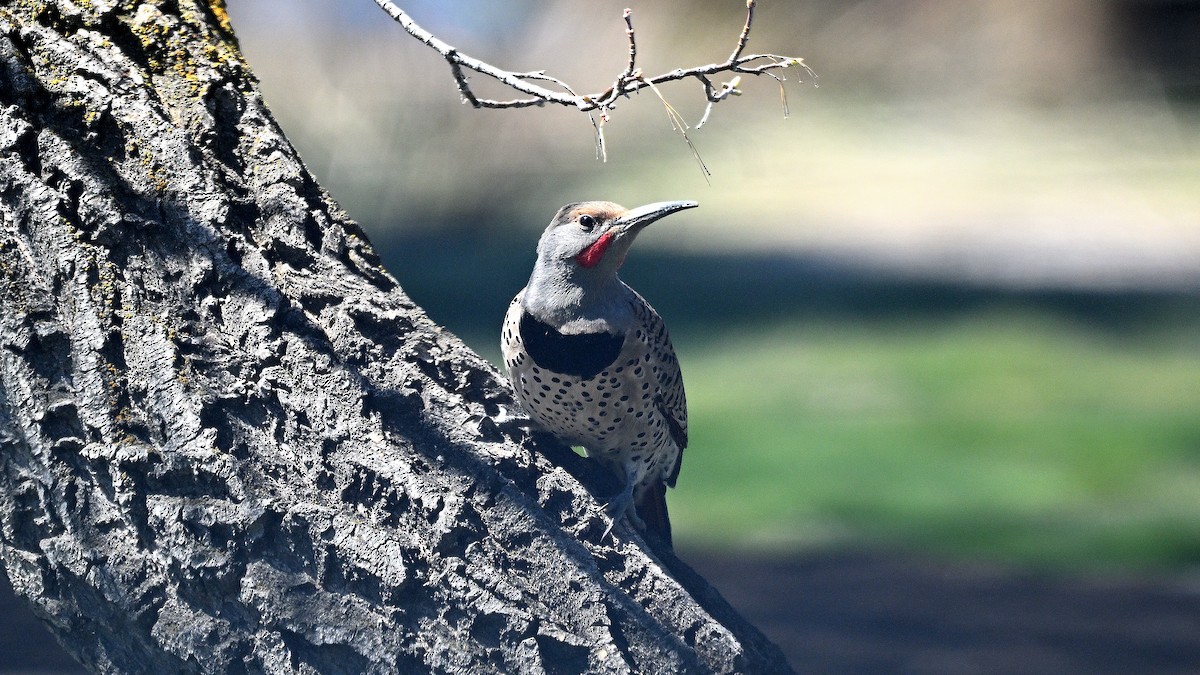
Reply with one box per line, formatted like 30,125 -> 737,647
524,264 -> 632,335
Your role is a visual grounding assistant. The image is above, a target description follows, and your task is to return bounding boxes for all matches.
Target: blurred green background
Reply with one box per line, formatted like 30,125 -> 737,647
228,0 -> 1200,572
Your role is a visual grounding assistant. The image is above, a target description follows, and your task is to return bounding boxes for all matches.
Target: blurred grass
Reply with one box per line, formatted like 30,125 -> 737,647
669,312 -> 1200,571
392,232 -> 1200,573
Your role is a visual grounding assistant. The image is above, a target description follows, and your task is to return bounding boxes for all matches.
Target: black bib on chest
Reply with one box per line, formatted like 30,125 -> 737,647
519,311 -> 625,380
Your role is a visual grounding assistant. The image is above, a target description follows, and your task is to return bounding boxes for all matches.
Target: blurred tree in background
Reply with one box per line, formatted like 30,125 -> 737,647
231,0 -> 1200,571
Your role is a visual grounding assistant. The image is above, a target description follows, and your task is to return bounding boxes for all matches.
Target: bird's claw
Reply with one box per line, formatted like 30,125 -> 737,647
601,488 -> 645,542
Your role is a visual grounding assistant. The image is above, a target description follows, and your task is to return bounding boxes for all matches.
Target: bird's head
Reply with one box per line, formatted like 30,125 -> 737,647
535,200 -> 698,279
524,200 -> 696,330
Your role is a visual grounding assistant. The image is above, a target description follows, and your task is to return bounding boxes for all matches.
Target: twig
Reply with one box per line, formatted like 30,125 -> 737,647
621,8 -> 638,84
697,75 -> 742,128
593,112 -> 608,162
729,0 -> 757,63
644,78 -> 711,184
372,0 -> 577,109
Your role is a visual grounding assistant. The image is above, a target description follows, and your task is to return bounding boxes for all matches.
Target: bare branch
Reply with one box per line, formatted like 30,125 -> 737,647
371,0 -> 811,121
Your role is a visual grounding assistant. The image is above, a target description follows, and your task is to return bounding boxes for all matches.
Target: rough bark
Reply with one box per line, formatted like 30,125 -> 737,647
0,2 -> 792,673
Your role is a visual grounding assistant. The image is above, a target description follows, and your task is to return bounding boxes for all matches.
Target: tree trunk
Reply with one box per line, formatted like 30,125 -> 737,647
0,2 -> 792,673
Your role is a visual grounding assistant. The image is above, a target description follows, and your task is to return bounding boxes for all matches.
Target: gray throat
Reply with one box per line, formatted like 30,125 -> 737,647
523,264 -> 633,335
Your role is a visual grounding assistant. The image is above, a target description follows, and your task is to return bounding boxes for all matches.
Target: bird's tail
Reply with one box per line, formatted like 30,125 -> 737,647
636,483 -> 672,547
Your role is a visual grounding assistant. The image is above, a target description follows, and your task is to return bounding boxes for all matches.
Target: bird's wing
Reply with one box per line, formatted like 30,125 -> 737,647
501,289 -> 525,363
629,290 -> 687,486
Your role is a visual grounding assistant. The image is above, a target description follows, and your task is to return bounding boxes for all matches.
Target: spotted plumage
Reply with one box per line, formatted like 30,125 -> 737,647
501,200 -> 695,545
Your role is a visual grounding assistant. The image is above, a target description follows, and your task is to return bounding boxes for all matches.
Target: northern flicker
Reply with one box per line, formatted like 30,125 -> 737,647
502,200 -> 696,545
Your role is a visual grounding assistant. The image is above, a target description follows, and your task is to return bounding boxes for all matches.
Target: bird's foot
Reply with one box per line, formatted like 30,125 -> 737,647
601,487 -> 645,542
492,406 -> 535,430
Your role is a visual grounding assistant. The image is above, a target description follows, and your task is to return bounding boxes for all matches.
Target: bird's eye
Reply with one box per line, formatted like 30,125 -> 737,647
578,214 -> 597,231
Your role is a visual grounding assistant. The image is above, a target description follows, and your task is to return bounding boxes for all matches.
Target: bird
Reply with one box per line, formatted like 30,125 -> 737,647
502,200 -> 696,545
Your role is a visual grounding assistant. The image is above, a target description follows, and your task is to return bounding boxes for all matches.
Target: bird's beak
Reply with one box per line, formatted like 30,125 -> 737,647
613,200 -> 698,234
